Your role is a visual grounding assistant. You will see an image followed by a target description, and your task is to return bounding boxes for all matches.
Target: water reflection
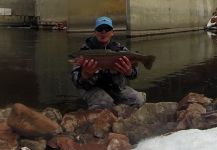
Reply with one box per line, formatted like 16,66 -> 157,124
0,28 -> 38,106
34,30 -> 77,106
0,28 -> 217,108
133,31 -> 217,101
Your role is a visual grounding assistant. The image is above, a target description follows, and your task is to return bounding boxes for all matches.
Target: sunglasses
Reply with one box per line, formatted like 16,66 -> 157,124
96,25 -> 113,32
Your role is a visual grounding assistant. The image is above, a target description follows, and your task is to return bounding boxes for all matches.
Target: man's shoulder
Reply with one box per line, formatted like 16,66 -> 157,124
80,37 -> 95,50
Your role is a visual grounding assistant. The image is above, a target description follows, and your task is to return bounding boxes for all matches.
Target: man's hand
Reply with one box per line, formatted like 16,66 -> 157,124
113,56 -> 132,76
81,59 -> 99,79
72,56 -> 99,79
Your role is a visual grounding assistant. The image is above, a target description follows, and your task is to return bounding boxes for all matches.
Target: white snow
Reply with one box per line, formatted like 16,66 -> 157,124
133,127 -> 217,150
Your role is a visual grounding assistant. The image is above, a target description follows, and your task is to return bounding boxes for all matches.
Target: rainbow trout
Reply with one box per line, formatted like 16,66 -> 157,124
68,49 -> 156,70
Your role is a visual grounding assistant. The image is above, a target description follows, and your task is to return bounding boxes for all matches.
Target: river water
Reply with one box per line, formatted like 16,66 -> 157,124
0,28 -> 217,108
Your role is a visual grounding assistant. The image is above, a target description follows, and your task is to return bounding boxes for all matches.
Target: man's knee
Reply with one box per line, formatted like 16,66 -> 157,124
126,91 -> 145,107
88,102 -> 114,110
136,91 -> 146,106
80,88 -> 115,109
88,94 -> 114,110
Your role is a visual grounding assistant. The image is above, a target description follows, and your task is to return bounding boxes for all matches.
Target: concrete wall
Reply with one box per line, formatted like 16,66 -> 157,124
1,0 -> 217,35
0,0 -> 35,26
127,0 -> 217,36
35,0 -> 126,30
68,0 -> 126,31
35,0 -> 69,22
0,0 -> 35,16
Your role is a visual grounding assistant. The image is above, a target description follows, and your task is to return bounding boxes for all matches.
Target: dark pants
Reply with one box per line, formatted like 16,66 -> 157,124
78,86 -> 146,109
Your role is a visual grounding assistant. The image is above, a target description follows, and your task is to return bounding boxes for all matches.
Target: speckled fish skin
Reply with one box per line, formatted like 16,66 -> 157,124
69,49 -> 156,70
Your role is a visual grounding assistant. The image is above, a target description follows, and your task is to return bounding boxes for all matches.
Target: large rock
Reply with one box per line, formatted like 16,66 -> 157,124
7,103 -> 62,139
112,104 -> 138,119
0,107 -> 12,122
92,109 -> 118,138
61,109 -> 117,137
176,103 -> 206,130
42,107 -> 63,124
129,102 -> 178,124
0,122 -> 19,150
175,93 -> 217,130
202,111 -> 217,128
107,133 -> 132,150
47,133 -> 131,150
47,135 -> 107,150
61,109 -> 103,133
19,139 -> 46,150
178,93 -> 212,110
113,102 -> 178,143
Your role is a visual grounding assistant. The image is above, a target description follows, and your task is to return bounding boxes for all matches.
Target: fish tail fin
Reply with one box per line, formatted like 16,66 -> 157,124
143,55 -> 156,70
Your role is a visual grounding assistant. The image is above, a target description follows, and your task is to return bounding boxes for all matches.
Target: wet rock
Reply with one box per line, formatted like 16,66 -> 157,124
178,93 -> 212,110
0,122 -> 19,150
200,109 -> 217,129
74,132 -> 105,144
176,103 -> 206,130
19,139 -> 46,150
210,98 -> 217,110
175,93 -> 215,130
47,135 -> 80,149
60,108 -> 119,146
61,109 -> 108,133
48,135 -> 107,150
113,121 -> 163,144
127,102 -> 178,124
61,109 -> 102,132
107,133 -> 129,143
79,143 -> 107,150
0,107 -> 12,122
113,102 -> 178,144
7,103 -> 62,139
92,109 -> 118,138
42,107 -> 63,124
107,133 -> 132,150
112,104 -> 138,119
92,121 -> 111,139
3,93 -> 217,148
61,109 -> 118,140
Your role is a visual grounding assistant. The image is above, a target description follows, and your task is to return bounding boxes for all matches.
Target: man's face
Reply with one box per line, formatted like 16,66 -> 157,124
95,25 -> 114,45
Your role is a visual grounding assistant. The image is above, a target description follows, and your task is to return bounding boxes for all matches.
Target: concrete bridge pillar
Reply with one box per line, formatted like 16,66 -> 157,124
126,0 -> 217,37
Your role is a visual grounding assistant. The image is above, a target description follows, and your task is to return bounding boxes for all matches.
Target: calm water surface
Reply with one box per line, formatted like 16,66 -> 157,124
0,28 -> 217,108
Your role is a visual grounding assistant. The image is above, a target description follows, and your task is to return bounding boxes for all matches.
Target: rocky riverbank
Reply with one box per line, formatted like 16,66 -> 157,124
1,92 -> 217,150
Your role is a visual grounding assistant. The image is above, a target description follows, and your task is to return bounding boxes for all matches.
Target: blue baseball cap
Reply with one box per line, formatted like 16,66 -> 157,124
95,16 -> 113,29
